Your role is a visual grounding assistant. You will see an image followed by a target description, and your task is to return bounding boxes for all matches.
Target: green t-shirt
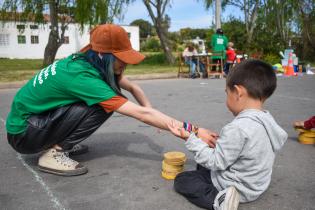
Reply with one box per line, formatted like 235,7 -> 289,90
6,54 -> 117,134
211,34 -> 228,59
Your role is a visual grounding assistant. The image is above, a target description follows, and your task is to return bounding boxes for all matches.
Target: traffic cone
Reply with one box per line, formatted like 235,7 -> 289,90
285,52 -> 295,76
236,56 -> 241,63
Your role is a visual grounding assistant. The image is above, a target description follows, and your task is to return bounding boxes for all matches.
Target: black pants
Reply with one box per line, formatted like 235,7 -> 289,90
7,103 -> 112,154
174,165 -> 219,210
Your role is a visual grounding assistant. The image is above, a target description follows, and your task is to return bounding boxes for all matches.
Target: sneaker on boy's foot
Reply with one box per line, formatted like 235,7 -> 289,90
213,186 -> 240,210
38,148 -> 88,176
68,144 -> 89,156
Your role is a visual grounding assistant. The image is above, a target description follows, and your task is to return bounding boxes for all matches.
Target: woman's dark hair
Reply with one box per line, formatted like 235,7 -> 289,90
226,59 -> 277,100
84,49 -> 124,97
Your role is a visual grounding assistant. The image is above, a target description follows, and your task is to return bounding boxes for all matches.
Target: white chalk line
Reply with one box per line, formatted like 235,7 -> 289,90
1,117 -> 67,210
16,154 -> 67,210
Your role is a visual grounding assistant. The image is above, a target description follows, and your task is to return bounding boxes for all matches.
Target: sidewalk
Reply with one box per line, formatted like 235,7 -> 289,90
0,73 -> 178,89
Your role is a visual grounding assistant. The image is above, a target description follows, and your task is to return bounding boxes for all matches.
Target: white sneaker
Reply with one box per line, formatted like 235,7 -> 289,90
213,186 -> 240,210
38,148 -> 88,176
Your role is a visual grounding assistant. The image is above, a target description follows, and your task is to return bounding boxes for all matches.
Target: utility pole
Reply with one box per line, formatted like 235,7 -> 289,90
215,0 -> 221,29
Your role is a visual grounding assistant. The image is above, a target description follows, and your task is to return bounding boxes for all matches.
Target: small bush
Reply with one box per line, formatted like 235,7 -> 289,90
262,53 -> 280,65
140,52 -> 169,65
141,37 -> 162,52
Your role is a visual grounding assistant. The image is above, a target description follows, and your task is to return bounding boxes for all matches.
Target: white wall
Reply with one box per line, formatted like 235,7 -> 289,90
0,21 -> 140,59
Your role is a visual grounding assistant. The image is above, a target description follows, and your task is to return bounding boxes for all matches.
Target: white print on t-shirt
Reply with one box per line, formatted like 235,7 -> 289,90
216,38 -> 224,44
33,61 -> 59,87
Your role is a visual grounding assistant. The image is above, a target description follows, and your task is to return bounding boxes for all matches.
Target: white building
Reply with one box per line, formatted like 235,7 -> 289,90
0,21 -> 140,59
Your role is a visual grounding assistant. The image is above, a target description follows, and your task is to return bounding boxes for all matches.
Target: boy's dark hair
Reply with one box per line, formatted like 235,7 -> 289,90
226,59 -> 276,100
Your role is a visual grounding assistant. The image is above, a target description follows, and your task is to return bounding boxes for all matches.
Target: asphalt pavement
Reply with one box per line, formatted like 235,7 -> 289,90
0,75 -> 314,210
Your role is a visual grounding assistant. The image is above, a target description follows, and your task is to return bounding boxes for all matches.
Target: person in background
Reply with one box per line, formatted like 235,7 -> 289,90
211,28 -> 228,71
182,44 -> 199,78
294,116 -> 315,129
224,42 -> 236,75
182,44 -> 206,79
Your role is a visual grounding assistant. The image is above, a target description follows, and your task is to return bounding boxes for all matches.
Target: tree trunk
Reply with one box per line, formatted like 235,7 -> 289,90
156,22 -> 175,64
143,0 -> 175,65
215,0 -> 221,29
43,0 -> 62,67
246,0 -> 258,46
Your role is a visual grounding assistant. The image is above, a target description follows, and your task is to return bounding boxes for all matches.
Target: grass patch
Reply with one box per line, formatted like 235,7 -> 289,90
0,54 -> 178,82
0,70 -> 38,83
126,64 -> 177,75
0,58 -> 43,71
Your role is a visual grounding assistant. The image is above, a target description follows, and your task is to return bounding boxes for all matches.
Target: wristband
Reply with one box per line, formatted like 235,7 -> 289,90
183,122 -> 192,132
183,122 -> 198,135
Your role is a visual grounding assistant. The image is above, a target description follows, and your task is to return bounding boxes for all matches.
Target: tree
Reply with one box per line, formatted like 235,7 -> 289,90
143,0 -> 175,64
297,0 -> 315,61
221,18 -> 246,52
179,28 -> 209,40
202,0 -> 261,46
130,18 -> 155,39
255,0 -> 315,61
1,0 -> 133,66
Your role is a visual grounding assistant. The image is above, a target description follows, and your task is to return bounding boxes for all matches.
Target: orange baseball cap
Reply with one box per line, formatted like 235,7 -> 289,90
80,24 -> 145,64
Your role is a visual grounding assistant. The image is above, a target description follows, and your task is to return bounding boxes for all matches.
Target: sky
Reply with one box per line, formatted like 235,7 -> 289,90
114,0 -> 243,32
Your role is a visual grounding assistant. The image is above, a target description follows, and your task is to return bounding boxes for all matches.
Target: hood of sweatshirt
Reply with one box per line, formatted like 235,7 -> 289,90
236,109 -> 288,152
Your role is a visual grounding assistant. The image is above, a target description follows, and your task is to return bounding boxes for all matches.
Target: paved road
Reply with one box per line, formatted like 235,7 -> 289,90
1,76 -> 315,210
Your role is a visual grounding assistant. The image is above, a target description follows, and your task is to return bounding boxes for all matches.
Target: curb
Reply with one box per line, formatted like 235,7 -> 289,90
0,73 -> 178,89
126,73 -> 178,80
0,80 -> 28,89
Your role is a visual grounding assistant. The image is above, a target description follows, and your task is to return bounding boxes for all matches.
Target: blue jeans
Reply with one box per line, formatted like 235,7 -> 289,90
185,58 -> 196,76
224,62 -> 233,75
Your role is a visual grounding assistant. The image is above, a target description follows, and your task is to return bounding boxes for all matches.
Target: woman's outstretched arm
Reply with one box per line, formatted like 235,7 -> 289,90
116,101 -> 218,147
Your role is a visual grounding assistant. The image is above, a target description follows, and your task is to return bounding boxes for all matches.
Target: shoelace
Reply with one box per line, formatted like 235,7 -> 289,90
54,151 -> 77,167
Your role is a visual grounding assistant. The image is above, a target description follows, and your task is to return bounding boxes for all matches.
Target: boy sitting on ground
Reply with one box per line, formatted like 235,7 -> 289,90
169,59 -> 288,210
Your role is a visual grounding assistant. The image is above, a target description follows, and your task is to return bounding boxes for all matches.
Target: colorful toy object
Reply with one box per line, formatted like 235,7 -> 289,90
161,151 -> 186,180
295,127 -> 315,145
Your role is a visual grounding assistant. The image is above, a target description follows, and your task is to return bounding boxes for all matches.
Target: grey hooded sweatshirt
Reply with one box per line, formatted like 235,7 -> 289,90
185,109 -> 288,203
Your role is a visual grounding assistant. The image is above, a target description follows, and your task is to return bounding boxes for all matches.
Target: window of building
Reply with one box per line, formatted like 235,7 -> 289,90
127,32 -> 131,39
17,35 -> 26,44
0,34 -> 10,46
30,25 -> 39,30
63,36 -> 69,44
16,24 -> 26,33
16,25 -> 26,30
31,35 -> 39,44
49,25 -> 68,30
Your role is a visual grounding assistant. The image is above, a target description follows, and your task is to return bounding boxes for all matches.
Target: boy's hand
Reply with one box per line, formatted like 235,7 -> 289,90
168,121 -> 219,148
197,128 -> 218,148
293,121 -> 305,128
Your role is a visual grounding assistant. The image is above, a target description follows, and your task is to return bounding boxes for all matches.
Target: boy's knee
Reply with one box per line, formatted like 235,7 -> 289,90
174,172 -> 188,192
174,171 -> 201,194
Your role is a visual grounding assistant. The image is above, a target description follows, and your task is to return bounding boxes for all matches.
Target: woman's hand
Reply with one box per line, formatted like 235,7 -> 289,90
167,120 -> 190,140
